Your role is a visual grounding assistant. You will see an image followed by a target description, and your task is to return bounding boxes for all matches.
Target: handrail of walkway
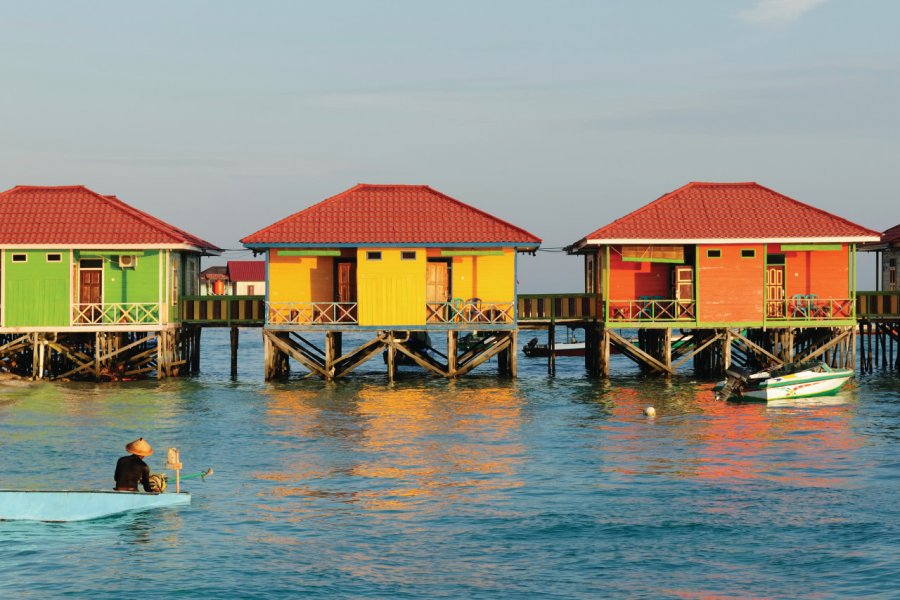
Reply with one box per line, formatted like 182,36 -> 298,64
179,292 -> 898,327
857,291 -> 900,318
517,293 -> 601,324
182,295 -> 266,326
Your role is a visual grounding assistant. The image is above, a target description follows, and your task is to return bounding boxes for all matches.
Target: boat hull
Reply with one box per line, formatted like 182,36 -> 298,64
715,363 -> 854,402
739,370 -> 853,401
523,342 -> 585,358
0,490 -> 191,522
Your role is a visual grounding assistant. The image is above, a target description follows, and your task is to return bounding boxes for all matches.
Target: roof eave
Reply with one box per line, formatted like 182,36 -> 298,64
579,236 -> 882,245
243,241 -> 538,249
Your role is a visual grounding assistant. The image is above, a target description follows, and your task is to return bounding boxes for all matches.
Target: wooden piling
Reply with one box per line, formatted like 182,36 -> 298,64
230,326 -> 239,377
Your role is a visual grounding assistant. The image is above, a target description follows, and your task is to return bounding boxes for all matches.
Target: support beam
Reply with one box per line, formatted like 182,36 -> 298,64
608,330 -> 673,374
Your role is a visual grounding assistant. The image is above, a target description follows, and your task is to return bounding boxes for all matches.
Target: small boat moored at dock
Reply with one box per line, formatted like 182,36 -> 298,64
0,490 -> 191,522
714,360 -> 854,402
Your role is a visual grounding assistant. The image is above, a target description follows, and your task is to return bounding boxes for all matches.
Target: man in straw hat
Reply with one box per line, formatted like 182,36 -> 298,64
114,437 -> 153,492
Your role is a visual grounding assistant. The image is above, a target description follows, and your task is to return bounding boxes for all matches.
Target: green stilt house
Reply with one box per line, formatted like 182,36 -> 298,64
0,185 -> 220,380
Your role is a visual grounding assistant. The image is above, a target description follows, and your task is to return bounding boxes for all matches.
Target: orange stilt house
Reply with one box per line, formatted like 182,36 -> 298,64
567,182 -> 881,376
241,184 -> 541,380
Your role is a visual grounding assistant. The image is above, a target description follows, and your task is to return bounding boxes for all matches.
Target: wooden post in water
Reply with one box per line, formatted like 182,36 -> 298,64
663,327 -> 672,374
230,326 -> 239,377
509,330 -> 517,377
386,333 -> 396,383
547,324 -> 555,376
447,331 -> 457,377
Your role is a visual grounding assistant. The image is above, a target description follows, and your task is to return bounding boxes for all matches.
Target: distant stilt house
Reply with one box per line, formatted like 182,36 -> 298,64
226,260 -> 266,296
241,184 -> 541,380
862,224 -> 900,291
200,261 -> 266,296
0,185 -> 220,380
566,182 -> 881,376
857,223 -> 900,372
200,265 -> 229,295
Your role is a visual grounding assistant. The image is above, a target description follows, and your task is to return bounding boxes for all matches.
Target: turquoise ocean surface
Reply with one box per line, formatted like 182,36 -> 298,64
1,328 -> 899,598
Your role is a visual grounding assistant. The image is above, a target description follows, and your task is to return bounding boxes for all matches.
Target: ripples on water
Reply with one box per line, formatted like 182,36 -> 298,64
1,329 -> 899,598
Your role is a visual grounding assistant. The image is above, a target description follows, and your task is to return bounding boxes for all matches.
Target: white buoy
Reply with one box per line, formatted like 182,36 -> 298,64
644,406 -> 656,417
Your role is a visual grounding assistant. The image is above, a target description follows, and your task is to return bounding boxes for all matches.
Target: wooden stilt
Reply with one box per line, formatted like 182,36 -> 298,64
547,324 -> 555,376
230,326 -> 239,378
509,329 -> 517,377
386,333 -> 396,383
600,327 -> 609,378
447,331 -> 458,377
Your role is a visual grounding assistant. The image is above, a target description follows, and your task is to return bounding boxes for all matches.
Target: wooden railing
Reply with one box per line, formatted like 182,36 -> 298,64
608,299 -> 696,322
426,300 -> 514,324
173,292 -> 898,328
857,291 -> 900,318
517,294 -> 600,323
73,303 -> 161,325
182,295 -> 265,326
267,301 -> 358,325
766,297 -> 853,321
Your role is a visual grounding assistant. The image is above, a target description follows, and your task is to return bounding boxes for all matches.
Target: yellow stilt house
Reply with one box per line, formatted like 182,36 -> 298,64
242,184 -> 541,380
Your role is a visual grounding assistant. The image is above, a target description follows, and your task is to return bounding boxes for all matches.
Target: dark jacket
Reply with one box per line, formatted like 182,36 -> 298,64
114,454 -> 152,492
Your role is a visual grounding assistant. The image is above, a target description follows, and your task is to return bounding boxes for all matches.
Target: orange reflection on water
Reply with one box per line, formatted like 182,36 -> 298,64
601,381 -> 861,488
255,383 -> 527,520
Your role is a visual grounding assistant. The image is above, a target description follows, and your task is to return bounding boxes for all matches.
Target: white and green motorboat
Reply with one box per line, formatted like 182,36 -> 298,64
714,360 -> 854,402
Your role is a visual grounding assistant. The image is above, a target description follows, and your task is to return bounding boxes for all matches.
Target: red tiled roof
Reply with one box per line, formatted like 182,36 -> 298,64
0,185 -> 221,251
575,182 -> 881,245
241,184 -> 542,247
882,223 -> 900,246
227,260 -> 265,282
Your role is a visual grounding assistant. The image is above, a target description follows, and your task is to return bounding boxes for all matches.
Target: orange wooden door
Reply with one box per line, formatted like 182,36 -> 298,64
335,261 -> 357,322
337,262 -> 357,303
79,269 -> 102,304
79,269 -> 102,323
426,261 -> 450,322
766,265 -> 785,317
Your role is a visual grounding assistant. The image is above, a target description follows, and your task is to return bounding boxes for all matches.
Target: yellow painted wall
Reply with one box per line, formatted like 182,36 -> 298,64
467,251 -> 515,301
268,250 -> 334,303
357,248 -> 426,326
267,247 -> 517,326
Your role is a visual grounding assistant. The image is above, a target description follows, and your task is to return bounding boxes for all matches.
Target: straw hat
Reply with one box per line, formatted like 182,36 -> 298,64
125,437 -> 153,457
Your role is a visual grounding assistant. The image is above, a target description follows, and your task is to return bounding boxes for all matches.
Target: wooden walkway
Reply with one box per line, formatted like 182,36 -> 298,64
180,291 -> 899,327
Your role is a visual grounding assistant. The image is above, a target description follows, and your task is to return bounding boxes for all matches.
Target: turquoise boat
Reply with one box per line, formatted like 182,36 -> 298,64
0,490 -> 191,522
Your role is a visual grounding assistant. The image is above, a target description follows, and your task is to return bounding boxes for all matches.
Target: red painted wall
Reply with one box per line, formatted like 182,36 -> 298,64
607,248 -> 670,299
697,244 -> 764,323
775,244 -> 850,299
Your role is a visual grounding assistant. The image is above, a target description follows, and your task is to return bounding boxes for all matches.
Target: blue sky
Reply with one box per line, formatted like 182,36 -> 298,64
1,0 -> 897,290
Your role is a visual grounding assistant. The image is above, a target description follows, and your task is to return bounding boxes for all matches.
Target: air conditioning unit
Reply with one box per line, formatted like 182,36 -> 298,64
118,255 -> 137,268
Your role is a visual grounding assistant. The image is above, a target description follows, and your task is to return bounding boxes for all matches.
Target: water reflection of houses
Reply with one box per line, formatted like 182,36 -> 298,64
597,382 -> 859,486
256,384 -> 526,515
241,184 -> 541,381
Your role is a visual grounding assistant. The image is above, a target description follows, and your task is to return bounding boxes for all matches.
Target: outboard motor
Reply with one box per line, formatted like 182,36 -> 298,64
715,367 -> 751,401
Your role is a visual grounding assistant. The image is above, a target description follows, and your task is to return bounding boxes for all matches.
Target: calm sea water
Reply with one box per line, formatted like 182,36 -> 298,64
1,328 -> 899,599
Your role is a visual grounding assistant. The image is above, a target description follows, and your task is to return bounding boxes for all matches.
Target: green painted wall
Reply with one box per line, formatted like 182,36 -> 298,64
88,250 -> 161,304
4,250 -> 71,327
